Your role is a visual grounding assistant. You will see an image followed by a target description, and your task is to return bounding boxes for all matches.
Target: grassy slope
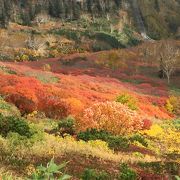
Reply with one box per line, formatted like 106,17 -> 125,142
0,47 -> 179,179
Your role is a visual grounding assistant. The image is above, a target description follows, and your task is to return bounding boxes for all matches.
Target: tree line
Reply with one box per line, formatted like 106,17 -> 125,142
0,0 -> 121,27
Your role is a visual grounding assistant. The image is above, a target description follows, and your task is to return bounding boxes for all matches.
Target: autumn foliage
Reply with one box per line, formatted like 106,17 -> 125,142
78,101 -> 143,135
0,73 -> 70,119
142,119 -> 152,130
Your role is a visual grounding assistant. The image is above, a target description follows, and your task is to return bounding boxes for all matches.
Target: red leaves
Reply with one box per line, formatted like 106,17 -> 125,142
40,97 -> 70,119
0,73 -> 69,118
142,119 -> 152,130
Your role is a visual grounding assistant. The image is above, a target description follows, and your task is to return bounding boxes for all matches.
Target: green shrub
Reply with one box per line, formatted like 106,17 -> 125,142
77,129 -> 129,150
52,29 -> 80,41
108,136 -> 129,150
0,97 -> 20,117
137,161 -> 180,175
129,134 -> 148,147
77,129 -> 110,141
94,32 -> 125,49
58,116 -> 76,136
116,93 -> 138,110
118,163 -> 137,180
0,114 -> 33,138
0,65 -> 17,74
172,119 -> 180,130
82,168 -> 110,180
92,42 -> 112,52
137,162 -> 164,174
31,158 -> 71,180
165,162 -> 180,176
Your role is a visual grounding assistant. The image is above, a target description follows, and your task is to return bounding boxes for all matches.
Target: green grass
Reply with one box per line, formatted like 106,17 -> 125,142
169,85 -> 180,96
25,71 -> 59,84
0,66 -> 17,75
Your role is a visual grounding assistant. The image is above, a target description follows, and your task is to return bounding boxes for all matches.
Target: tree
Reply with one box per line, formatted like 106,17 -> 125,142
157,41 -> 180,84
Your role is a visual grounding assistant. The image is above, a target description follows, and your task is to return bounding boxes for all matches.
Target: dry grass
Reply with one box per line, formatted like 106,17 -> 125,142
29,134 -> 160,164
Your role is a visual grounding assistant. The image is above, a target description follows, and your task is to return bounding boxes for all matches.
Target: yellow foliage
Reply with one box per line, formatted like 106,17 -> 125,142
87,140 -> 111,152
165,100 -> 173,113
42,64 -> 51,71
25,164 -> 36,176
14,48 -> 40,62
144,124 -> 164,137
49,49 -> 60,58
27,111 -> 38,118
96,51 -> 127,70
143,124 -> 180,154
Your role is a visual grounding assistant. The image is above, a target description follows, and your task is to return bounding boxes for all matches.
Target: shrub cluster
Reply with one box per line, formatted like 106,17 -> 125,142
165,96 -> 180,115
80,101 -> 142,135
137,161 -> 180,176
0,74 -> 70,119
116,93 -> 138,110
78,129 -> 129,150
118,163 -> 137,180
82,168 -> 110,180
129,134 -> 148,147
0,113 -> 33,138
58,116 -> 76,136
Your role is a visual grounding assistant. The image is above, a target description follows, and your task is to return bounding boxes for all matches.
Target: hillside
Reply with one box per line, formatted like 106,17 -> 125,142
0,0 -> 180,39
0,1 -> 180,180
0,46 -> 180,179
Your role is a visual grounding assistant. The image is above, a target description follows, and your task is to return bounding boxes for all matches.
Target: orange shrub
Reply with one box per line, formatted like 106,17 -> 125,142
79,101 -> 143,135
65,97 -> 84,116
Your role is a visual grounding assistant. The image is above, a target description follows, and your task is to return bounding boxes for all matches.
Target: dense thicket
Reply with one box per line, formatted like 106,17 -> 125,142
0,0 -> 121,26
0,0 -> 179,38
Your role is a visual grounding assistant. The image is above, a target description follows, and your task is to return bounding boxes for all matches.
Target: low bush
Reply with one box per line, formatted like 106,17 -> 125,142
116,93 -> 138,110
0,97 -> 20,117
41,98 -> 70,119
108,136 -> 129,150
42,64 -> 51,71
118,163 -> 137,180
94,32 -> 125,49
165,96 -> 180,115
129,134 -> 148,147
0,114 -> 33,138
77,129 -> 129,150
80,101 -> 142,135
58,116 -> 76,136
172,119 -> 180,130
142,119 -> 152,130
137,162 -> 169,175
0,65 -> 17,74
82,168 -> 110,180
138,161 -> 180,176
77,129 -> 110,141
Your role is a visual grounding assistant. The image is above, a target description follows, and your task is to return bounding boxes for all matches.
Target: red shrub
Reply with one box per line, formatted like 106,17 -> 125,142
0,73 -> 70,118
40,97 -> 70,119
142,119 -> 152,130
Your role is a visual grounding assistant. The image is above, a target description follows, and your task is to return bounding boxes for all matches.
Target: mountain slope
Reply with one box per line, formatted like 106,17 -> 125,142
0,0 -> 180,39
